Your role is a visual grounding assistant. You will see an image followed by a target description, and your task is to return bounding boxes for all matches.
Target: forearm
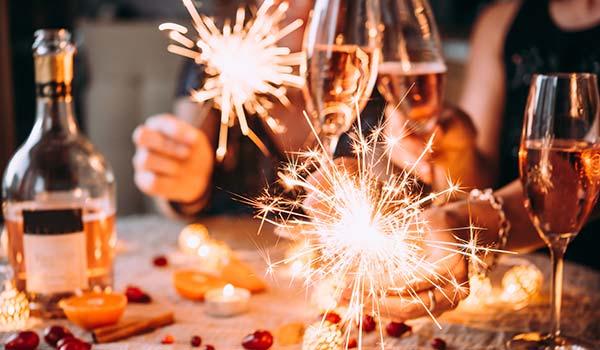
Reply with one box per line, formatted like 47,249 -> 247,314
444,180 -> 544,253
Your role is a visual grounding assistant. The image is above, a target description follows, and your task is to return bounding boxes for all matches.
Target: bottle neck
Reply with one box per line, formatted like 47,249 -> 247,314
31,83 -> 78,139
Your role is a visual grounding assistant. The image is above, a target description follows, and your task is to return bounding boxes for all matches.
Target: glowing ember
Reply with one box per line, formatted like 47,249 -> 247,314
249,113 -> 506,348
160,0 -> 305,161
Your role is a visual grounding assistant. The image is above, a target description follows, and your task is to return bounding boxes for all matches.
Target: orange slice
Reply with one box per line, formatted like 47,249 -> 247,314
173,269 -> 228,301
59,293 -> 127,330
222,257 -> 267,293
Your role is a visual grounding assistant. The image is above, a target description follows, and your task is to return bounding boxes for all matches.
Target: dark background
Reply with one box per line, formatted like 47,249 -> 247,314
1,0 -> 490,162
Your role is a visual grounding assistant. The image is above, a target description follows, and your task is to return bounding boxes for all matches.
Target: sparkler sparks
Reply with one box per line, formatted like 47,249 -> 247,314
160,0 -> 305,161
250,114 -> 507,349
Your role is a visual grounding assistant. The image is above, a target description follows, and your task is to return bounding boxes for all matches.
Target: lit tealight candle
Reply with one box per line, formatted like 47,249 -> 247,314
205,284 -> 250,317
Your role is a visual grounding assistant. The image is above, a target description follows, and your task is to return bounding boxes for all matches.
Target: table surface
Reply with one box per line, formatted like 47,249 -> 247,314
2,215 -> 600,349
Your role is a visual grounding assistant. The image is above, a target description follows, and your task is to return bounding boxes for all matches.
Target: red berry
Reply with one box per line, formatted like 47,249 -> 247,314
153,255 -> 168,267
205,346 -> 215,350
361,314 -> 376,333
56,337 -> 81,349
58,339 -> 91,350
4,331 -> 40,350
385,322 -> 412,338
431,338 -> 447,350
241,330 -> 274,350
125,285 -> 152,303
161,335 -> 175,344
190,335 -> 202,347
44,325 -> 73,347
321,312 -> 341,324
347,338 -> 358,348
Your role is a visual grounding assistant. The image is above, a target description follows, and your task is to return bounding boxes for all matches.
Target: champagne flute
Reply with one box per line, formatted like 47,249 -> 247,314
303,0 -> 382,157
378,0 -> 446,135
508,73 -> 600,350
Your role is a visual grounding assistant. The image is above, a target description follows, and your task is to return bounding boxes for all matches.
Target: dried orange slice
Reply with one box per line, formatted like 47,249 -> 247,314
173,269 -> 228,301
59,293 -> 127,330
222,257 -> 267,293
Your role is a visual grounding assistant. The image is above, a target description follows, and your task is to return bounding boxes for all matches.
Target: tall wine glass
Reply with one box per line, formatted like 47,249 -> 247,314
303,0 -> 382,157
378,0 -> 446,135
508,73 -> 600,350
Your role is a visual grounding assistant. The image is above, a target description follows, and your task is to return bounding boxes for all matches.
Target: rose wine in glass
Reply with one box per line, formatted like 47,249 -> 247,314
378,0 -> 446,135
508,73 -> 600,350
303,0 -> 382,157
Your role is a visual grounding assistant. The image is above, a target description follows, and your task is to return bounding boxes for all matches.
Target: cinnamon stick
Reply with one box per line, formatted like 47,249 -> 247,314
92,312 -> 175,343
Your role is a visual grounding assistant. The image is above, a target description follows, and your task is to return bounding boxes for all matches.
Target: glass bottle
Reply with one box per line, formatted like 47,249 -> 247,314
1,29 -> 116,318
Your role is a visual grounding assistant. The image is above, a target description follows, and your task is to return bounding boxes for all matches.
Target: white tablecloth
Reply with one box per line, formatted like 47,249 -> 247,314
3,215 -> 600,349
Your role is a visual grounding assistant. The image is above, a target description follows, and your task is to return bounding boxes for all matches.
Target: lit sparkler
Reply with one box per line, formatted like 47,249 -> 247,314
160,0 -> 305,161
250,114 -> 507,349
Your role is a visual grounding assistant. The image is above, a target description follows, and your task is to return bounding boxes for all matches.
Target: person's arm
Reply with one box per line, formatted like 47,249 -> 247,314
437,180 -> 544,253
458,0 -> 522,187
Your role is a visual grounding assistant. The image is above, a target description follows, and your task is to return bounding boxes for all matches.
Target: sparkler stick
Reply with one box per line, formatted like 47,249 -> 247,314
160,0 -> 305,161
249,112 -> 509,349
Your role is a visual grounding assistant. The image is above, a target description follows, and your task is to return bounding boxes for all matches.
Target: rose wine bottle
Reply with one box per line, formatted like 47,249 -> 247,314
1,29 -> 116,318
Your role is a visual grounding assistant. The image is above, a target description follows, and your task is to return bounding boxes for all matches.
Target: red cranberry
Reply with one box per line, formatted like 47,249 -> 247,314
190,335 -> 202,347
241,330 -> 274,350
321,312 -> 341,324
4,331 -> 40,350
44,325 -> 73,347
58,339 -> 91,350
431,337 -> 447,350
153,255 -> 168,267
161,335 -> 175,344
56,337 -> 80,349
347,338 -> 358,348
205,346 -> 215,350
125,285 -> 152,303
361,314 -> 376,333
385,322 -> 412,338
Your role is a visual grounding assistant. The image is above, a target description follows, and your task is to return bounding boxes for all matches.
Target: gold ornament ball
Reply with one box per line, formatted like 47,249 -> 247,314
501,264 -> 543,304
0,285 -> 30,329
178,223 -> 210,254
302,321 -> 343,350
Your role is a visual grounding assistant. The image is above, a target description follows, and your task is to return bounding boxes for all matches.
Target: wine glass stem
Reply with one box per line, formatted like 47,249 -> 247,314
548,237 -> 569,339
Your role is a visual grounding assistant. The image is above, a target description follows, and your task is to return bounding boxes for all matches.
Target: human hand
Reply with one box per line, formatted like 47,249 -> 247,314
373,207 -> 470,321
385,104 -> 478,189
133,114 -> 214,203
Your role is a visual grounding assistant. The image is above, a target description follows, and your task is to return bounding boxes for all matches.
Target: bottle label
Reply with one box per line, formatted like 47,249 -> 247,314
23,209 -> 88,294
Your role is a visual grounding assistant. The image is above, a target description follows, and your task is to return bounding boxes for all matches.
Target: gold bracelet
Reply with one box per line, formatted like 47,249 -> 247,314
468,188 -> 511,272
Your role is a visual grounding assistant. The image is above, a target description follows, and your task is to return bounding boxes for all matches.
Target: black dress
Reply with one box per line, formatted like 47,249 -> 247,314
501,0 -> 600,269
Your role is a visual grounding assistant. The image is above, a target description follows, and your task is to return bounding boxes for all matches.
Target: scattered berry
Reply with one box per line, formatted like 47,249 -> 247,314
56,337 -> 81,349
241,330 -> 274,350
361,314 -> 376,333
125,285 -> 152,303
205,346 -> 215,350
4,330 -> 40,350
431,337 -> 447,350
153,255 -> 168,267
347,338 -> 358,348
44,325 -> 73,347
58,339 -> 91,350
385,322 -> 412,338
190,335 -> 202,347
321,311 -> 342,324
161,334 -> 175,344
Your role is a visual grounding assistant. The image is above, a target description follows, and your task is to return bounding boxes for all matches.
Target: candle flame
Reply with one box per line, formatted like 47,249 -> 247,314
223,283 -> 235,297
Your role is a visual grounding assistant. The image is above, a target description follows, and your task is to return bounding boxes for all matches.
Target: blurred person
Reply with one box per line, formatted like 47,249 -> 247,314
358,0 -> 600,321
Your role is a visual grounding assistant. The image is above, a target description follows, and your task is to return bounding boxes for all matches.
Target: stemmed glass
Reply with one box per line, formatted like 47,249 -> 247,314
378,0 -> 446,135
508,73 -> 600,350
303,0 -> 382,157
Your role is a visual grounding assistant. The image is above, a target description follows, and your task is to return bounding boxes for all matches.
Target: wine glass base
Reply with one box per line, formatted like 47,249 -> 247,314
506,332 -> 597,349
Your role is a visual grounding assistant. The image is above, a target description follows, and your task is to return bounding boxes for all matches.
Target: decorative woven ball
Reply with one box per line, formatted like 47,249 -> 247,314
302,321 -> 343,350
501,264 -> 543,304
0,284 -> 30,329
